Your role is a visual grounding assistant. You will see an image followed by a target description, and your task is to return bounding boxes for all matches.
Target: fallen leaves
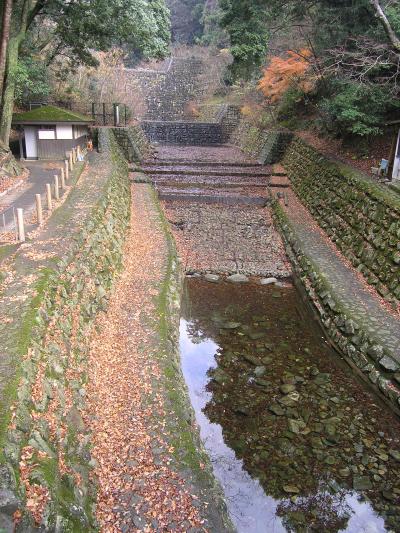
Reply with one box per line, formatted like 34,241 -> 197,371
84,184 -> 205,532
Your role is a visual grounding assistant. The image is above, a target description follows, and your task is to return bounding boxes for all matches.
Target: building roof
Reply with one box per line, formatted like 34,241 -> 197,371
12,105 -> 93,125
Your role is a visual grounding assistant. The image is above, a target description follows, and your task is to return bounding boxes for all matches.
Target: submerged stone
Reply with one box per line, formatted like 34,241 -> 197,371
254,366 -> 266,377
379,356 -> 399,372
243,354 -> 262,366
260,277 -> 277,285
269,404 -> 285,416
248,331 -> 267,340
211,369 -> 228,384
353,475 -> 372,491
280,384 -> 296,394
227,273 -> 249,283
283,485 -> 300,494
279,392 -> 300,406
204,274 -> 220,283
288,419 -> 306,434
389,449 -> 400,461
221,321 -> 241,329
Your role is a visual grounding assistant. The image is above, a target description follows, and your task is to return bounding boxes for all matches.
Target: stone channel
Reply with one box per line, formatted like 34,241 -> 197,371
141,143 -> 400,532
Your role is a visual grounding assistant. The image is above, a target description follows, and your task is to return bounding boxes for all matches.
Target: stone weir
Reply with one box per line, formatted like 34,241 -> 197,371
141,120 -> 224,145
136,144 -> 291,277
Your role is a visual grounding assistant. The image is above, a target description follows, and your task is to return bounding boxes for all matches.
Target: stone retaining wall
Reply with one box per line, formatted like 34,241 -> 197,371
2,130 -> 131,531
141,120 -> 224,145
231,119 -> 292,163
274,203 -> 400,414
281,137 -> 400,305
109,124 -> 151,162
127,57 -> 205,121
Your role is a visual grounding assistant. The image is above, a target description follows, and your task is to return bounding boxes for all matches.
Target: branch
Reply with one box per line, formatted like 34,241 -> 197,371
370,0 -> 400,52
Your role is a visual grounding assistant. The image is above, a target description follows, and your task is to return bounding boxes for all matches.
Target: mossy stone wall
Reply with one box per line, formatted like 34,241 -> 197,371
3,129 -> 132,531
110,125 -> 151,162
231,118 -> 292,164
281,137 -> 400,305
274,203 -> 400,414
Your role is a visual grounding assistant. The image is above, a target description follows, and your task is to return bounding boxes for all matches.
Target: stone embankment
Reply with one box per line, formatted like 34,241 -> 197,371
0,129 -> 135,530
234,122 -> 400,307
229,118 -> 400,411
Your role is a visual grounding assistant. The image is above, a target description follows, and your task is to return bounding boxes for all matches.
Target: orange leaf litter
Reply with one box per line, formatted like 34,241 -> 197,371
84,184 -> 205,532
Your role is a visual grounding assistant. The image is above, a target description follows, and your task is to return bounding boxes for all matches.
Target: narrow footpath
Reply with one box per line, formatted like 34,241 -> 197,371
85,183 -> 230,532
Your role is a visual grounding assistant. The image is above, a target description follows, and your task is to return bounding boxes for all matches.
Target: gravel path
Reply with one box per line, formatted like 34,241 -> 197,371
280,189 -> 400,361
85,184 -> 225,532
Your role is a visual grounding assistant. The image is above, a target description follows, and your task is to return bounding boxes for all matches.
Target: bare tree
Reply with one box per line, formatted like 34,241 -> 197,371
325,36 -> 400,95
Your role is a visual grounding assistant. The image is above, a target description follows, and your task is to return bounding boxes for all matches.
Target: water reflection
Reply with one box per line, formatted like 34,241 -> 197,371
180,279 -> 400,532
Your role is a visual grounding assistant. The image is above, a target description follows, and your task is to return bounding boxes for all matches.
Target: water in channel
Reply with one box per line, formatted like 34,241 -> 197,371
179,278 -> 400,533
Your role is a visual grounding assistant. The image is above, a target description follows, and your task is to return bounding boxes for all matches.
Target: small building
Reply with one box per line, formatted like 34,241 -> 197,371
12,105 -> 93,160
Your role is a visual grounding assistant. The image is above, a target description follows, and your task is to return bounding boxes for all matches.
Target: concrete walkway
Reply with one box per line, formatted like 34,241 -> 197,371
280,188 -> 400,361
0,160 -> 66,235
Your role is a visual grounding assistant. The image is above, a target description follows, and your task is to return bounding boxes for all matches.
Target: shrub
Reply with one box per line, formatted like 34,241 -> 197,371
317,81 -> 400,137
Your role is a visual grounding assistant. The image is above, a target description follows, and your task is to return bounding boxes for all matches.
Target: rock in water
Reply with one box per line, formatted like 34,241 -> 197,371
254,366 -> 266,377
269,404 -> 285,416
353,475 -> 372,491
283,485 -> 300,494
227,273 -> 249,283
204,274 -> 220,283
260,277 -> 277,285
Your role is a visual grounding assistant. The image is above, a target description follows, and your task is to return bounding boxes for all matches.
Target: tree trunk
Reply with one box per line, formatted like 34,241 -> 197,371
0,0 -> 13,96
0,0 -> 30,146
370,0 -> 400,52
0,34 -> 20,144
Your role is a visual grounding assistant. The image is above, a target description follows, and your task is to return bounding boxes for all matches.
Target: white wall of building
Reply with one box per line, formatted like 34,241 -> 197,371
38,129 -> 55,140
24,126 -> 37,158
56,124 -> 73,139
393,130 -> 400,182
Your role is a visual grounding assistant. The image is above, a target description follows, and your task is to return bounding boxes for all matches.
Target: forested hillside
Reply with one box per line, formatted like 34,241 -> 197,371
218,0 -> 400,143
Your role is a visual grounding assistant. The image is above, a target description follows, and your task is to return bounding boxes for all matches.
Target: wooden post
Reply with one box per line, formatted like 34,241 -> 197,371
46,184 -> 52,211
69,151 -> 73,171
54,175 -> 59,200
113,103 -> 120,127
64,159 -> 69,181
35,194 -> 43,225
17,208 -> 25,242
60,168 -> 65,190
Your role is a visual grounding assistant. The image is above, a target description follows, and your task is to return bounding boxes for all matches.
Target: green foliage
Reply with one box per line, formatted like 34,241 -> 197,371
197,1 -> 228,48
318,81 -> 400,137
276,86 -> 310,130
14,57 -> 51,107
13,105 -> 92,123
34,0 -> 171,67
219,0 -> 270,80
